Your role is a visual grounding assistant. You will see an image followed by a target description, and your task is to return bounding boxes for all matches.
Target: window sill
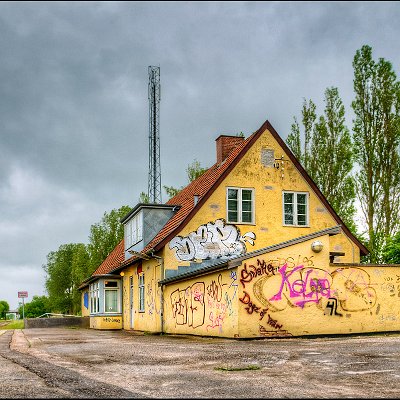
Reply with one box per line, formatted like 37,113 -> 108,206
89,312 -> 122,317
282,224 -> 310,228
227,221 -> 256,226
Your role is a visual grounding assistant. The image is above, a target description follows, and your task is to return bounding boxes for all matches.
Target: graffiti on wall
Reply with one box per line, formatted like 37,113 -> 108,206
239,258 -> 378,322
169,218 -> 256,261
170,272 -> 238,333
170,282 -> 205,328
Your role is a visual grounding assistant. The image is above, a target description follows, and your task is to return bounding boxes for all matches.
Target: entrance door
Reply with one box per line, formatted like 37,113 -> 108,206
129,275 -> 134,329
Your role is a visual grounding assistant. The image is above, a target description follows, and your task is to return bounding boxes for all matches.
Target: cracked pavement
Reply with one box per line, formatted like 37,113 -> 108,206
1,328 -> 400,398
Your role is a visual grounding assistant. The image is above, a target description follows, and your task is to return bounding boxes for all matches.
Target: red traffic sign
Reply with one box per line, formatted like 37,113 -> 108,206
18,291 -> 28,298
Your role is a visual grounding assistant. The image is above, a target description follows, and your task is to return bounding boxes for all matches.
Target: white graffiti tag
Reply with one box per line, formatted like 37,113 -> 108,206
169,219 -> 256,261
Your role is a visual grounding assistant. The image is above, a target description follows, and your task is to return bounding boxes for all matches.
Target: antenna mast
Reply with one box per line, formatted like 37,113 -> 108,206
147,66 -> 162,203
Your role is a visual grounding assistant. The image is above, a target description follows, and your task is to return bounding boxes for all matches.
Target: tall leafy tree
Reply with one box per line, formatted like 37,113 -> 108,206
18,296 -> 51,318
42,205 -> 132,315
352,45 -> 400,262
186,159 -> 208,183
87,205 -> 131,269
0,300 -> 9,319
287,99 -> 317,170
163,159 -> 208,200
71,244 -> 91,314
139,192 -> 150,203
287,89 -> 356,233
383,231 -> 400,264
43,243 -> 81,314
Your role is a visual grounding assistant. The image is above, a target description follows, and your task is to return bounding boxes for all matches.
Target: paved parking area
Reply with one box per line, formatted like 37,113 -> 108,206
2,328 -> 400,398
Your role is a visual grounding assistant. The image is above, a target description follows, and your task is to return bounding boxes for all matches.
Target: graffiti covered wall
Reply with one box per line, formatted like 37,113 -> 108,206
169,218 -> 256,262
237,235 -> 400,338
163,269 -> 240,337
164,234 -> 400,338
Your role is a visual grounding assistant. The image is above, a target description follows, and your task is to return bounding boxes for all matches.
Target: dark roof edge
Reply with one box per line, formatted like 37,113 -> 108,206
120,203 -> 179,224
78,274 -> 122,290
159,225 -> 341,286
264,120 -> 369,257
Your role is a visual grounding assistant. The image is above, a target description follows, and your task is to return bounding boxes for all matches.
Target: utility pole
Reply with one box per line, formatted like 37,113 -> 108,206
148,66 -> 162,203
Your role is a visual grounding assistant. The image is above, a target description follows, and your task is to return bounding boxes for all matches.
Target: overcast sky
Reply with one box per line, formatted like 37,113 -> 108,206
1,1 -> 399,310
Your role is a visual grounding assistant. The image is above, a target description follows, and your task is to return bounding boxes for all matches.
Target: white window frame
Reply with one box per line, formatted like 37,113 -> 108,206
89,282 -> 100,314
138,273 -> 145,313
282,191 -> 309,227
103,280 -> 120,314
125,212 -> 143,250
226,187 -> 255,224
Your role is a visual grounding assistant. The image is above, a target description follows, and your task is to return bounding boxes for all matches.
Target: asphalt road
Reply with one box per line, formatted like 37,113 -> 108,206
2,327 -> 400,398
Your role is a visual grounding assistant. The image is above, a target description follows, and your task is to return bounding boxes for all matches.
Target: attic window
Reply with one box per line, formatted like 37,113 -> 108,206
283,191 -> 309,227
227,187 -> 254,224
125,212 -> 143,250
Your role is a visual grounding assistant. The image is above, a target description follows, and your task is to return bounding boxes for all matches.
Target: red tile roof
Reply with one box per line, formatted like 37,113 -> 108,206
90,119 -> 369,278
92,239 -> 125,276
91,128 -> 255,277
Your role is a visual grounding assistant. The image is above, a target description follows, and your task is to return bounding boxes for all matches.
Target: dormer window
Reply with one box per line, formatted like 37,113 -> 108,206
121,203 -> 177,259
125,211 -> 143,250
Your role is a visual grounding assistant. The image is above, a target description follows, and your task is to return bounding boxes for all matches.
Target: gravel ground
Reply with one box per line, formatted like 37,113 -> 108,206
2,327 -> 400,398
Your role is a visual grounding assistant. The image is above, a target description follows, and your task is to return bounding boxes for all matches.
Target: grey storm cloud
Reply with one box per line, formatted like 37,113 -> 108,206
0,1 -> 399,308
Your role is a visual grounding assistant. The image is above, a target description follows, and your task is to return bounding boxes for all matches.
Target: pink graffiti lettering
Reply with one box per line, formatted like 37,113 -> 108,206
269,263 -> 331,307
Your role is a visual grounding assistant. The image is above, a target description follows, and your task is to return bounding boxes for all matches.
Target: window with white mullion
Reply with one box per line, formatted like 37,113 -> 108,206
124,212 -> 143,251
283,191 -> 309,227
227,188 -> 239,222
138,274 -> 145,313
226,187 -> 254,224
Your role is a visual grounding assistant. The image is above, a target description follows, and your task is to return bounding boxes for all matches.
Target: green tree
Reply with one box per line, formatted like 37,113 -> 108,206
287,89 -> 356,233
383,232 -> 400,264
352,45 -> 400,262
139,192 -> 150,203
163,159 -> 208,200
0,300 -> 9,319
87,205 -> 132,269
186,159 -> 207,183
43,243 -> 81,314
71,244 -> 91,314
163,185 -> 181,199
18,296 -> 51,318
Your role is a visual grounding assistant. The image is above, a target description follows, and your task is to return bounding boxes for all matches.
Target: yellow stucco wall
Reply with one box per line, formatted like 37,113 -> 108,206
162,234 -> 400,338
121,259 -> 162,333
237,235 -> 400,337
163,127 -> 360,278
163,268 -> 239,337
90,315 -> 122,329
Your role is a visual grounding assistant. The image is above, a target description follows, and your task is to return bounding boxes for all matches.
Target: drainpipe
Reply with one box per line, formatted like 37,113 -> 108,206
150,251 -> 164,334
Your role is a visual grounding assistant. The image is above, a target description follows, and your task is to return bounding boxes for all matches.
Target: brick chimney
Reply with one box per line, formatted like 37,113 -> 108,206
216,135 -> 245,164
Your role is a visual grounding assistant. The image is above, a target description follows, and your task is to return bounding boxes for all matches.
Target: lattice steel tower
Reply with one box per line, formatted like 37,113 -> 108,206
147,66 -> 162,203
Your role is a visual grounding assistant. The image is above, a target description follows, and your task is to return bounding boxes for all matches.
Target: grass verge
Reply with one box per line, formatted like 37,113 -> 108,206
1,320 -> 24,329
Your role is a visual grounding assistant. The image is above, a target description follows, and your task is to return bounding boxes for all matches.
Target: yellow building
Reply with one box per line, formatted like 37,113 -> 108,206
79,119 -> 400,337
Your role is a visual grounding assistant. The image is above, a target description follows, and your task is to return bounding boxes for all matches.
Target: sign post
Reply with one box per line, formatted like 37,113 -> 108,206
18,291 -> 28,321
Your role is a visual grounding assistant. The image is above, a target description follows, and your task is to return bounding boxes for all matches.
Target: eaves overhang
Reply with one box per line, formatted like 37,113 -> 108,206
159,225 -> 342,286
120,203 -> 180,224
